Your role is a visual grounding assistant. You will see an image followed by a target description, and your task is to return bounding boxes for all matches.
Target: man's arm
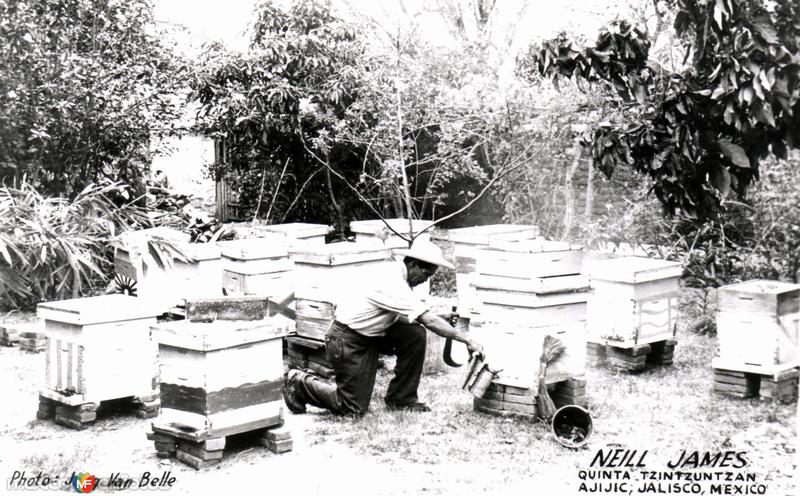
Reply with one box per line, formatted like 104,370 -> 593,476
416,311 -> 484,357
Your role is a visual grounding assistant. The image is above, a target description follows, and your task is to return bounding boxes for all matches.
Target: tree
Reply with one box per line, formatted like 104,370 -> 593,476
0,0 -> 188,199
518,0 -> 800,220
191,0 -> 366,231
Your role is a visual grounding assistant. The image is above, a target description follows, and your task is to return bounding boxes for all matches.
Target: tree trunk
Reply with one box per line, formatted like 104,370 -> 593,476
561,143 -> 583,240
326,161 -> 346,238
584,152 -> 594,223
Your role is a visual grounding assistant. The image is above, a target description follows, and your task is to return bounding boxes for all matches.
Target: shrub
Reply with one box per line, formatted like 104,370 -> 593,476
0,181 -> 147,310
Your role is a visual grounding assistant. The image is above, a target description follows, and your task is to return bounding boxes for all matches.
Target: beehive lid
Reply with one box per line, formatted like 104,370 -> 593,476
290,242 -> 392,266
120,226 -> 190,243
256,222 -> 330,239
588,256 -> 682,284
443,224 -> 540,245
182,242 -> 221,261
487,239 -> 582,253
151,318 -> 290,351
718,279 -> 800,315
217,237 -> 288,260
37,294 -> 162,325
115,227 -> 191,250
349,218 -> 434,236
471,274 -> 591,294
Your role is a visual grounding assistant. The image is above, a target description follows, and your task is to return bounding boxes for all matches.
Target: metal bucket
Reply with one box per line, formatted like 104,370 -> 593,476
460,354 -> 500,398
551,405 -> 593,448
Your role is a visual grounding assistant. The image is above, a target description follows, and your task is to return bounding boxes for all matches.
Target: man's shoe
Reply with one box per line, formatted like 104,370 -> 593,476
283,369 -> 307,414
385,401 -> 431,413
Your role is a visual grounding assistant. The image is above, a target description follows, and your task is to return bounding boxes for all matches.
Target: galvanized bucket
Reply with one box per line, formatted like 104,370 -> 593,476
551,404 -> 593,448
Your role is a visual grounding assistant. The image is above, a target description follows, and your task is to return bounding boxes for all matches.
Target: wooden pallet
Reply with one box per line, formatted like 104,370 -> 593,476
712,367 -> 799,403
148,422 -> 291,468
587,339 -> 677,371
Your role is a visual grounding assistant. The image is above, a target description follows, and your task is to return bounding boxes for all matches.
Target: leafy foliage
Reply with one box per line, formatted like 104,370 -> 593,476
193,0 -> 537,234
519,0 -> 800,220
0,0 -> 188,198
192,0 -> 365,227
0,181 -> 148,310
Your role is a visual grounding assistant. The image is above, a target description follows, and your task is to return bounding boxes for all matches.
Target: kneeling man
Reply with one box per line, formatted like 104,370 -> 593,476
283,240 -> 483,415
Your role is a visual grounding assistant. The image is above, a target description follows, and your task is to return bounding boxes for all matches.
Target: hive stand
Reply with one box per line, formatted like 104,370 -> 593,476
147,423 -> 293,469
1,322 -> 45,349
587,339 -> 677,372
473,378 -> 587,419
36,393 -> 160,430
713,368 -> 799,403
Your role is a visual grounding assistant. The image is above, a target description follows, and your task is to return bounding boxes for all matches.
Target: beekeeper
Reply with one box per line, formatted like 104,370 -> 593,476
283,240 -> 484,415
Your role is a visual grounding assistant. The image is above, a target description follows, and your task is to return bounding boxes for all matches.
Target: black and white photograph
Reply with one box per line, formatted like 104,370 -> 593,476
0,0 -> 798,494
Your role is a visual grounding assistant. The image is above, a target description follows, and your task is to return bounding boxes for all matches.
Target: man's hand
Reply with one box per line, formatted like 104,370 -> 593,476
465,338 -> 485,359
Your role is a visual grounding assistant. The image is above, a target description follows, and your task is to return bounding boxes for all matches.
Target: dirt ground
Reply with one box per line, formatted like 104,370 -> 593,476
0,311 -> 797,496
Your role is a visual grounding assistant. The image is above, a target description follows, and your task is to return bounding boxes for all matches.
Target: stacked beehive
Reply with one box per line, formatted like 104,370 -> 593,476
148,298 -> 292,468
437,224 -> 541,318
36,295 -> 162,429
712,280 -> 799,402
468,239 -> 589,417
114,227 -> 222,314
217,237 -> 294,300
286,242 -> 394,378
586,257 -> 682,372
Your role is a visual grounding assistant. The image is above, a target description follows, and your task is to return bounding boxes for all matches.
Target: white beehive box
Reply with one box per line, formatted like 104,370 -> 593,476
587,256 -> 682,347
291,242 -> 394,303
114,228 -> 222,312
459,239 -> 581,316
478,240 -> 584,279
446,224 -> 541,263
436,224 -> 540,315
151,318 -> 290,438
37,295 -> 161,405
713,280 -> 800,375
255,222 -> 329,247
468,274 -> 590,387
217,237 -> 294,299
291,242 -> 393,340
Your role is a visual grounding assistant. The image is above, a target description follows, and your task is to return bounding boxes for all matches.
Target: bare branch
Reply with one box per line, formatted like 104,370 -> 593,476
264,157 -> 291,224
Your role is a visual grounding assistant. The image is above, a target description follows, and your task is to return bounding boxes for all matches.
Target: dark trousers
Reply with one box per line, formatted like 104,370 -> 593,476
294,321 -> 427,415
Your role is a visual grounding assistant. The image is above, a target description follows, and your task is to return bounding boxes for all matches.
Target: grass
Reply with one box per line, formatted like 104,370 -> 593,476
1,299 -> 795,495
302,323 -> 796,493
